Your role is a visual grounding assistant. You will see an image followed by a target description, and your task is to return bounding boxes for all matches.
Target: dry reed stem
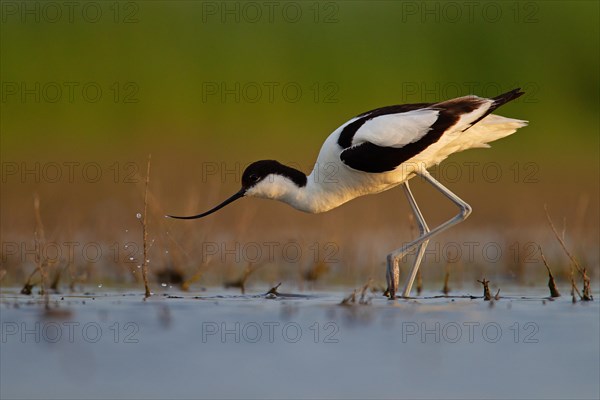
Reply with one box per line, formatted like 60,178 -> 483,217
477,278 -> 492,301
538,246 -> 560,297
33,194 -> 49,307
141,154 -> 152,298
359,278 -> 372,304
49,264 -> 65,292
224,263 -> 263,294
580,268 -> 593,301
416,270 -> 422,295
340,280 -> 372,305
20,266 -> 39,295
340,289 -> 356,305
544,205 -> 592,301
266,282 -> 282,296
442,264 -> 450,295
181,268 -> 205,291
544,205 -> 583,275
571,278 -> 581,303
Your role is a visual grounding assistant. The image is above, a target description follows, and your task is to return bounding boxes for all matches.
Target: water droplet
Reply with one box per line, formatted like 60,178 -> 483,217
165,250 -> 169,254
146,259 -> 150,263
124,245 -> 129,249
161,283 -> 167,287
98,284 -> 103,288
125,229 -> 129,233
136,213 -> 142,219
137,265 -> 141,269
129,257 -> 134,261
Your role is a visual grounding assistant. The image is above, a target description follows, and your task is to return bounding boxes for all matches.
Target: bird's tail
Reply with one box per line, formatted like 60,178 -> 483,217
462,114 -> 528,149
477,88 -> 527,144
491,88 -> 525,110
465,88 -> 526,128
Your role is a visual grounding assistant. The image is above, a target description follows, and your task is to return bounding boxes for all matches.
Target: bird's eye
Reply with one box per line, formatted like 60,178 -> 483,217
249,174 -> 259,182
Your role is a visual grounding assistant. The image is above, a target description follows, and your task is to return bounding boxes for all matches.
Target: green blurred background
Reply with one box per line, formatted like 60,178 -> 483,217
1,1 -> 598,287
2,1 -> 598,153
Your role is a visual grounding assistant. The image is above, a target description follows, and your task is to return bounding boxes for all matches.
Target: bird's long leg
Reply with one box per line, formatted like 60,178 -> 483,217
386,181 -> 430,299
402,182 -> 431,296
386,169 -> 472,299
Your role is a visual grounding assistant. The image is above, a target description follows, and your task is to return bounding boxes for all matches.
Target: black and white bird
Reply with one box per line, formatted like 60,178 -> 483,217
168,88 -> 527,298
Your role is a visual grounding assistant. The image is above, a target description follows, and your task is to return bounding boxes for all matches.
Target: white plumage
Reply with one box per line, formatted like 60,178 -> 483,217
168,89 -> 528,298
353,109 -> 440,148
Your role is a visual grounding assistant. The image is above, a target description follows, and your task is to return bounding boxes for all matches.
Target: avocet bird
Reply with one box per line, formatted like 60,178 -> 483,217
168,89 -> 527,298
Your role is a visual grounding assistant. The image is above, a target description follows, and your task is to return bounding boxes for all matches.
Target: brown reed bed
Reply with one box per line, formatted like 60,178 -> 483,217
1,151 -> 596,297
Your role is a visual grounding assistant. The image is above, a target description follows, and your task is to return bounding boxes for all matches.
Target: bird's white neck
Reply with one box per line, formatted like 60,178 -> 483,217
245,170 -> 346,214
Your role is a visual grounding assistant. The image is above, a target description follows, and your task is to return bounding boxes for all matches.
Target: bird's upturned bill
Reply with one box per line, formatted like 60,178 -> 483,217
166,189 -> 245,219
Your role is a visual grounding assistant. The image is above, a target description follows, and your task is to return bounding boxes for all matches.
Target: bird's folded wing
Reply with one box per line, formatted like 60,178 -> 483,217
352,109 -> 440,148
339,96 -> 495,173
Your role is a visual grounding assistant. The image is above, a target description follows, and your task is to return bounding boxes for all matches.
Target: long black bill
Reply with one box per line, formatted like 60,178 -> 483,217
166,189 -> 245,220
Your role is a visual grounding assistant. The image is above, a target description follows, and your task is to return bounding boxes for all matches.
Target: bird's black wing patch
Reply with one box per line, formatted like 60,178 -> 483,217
339,98 -> 485,173
339,91 -> 523,173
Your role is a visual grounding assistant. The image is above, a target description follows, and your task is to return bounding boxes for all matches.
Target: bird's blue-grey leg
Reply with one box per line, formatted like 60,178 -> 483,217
387,169 -> 472,299
386,181 -> 430,299
402,181 -> 431,295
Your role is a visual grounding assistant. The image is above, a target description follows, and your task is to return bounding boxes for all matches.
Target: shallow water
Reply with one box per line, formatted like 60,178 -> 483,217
1,287 -> 599,400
